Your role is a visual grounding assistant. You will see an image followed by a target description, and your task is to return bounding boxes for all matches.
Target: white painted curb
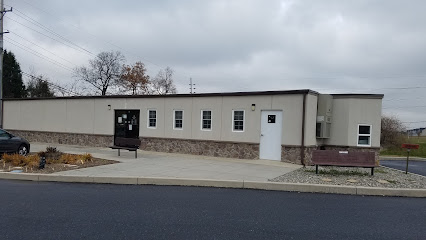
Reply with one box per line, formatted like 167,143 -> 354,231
0,172 -> 425,198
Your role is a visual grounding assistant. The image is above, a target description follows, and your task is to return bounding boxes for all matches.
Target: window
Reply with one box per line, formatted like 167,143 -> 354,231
232,110 -> 244,132
174,110 -> 183,129
0,129 -> 9,138
357,124 -> 371,146
148,110 -> 157,128
201,110 -> 212,130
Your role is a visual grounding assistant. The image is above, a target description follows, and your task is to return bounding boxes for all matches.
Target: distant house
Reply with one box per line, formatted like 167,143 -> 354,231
407,127 -> 426,137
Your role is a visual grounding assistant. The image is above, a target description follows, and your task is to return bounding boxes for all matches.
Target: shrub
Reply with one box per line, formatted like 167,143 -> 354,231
2,154 -> 40,167
46,146 -> 59,153
38,151 -> 46,158
59,154 -> 79,164
24,155 -> 40,168
81,153 -> 93,163
381,115 -> 406,148
44,147 -> 62,161
2,153 -> 26,166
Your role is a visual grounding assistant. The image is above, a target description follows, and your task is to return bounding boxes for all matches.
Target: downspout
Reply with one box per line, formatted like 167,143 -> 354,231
300,93 -> 307,167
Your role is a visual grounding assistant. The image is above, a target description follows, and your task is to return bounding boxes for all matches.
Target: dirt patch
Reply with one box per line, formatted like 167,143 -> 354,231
0,157 -> 119,174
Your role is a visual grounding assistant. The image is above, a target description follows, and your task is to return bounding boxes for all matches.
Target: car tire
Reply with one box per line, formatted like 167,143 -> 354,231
18,144 -> 29,156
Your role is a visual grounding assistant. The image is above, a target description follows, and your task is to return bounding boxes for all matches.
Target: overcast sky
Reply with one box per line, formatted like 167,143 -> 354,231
4,0 -> 426,128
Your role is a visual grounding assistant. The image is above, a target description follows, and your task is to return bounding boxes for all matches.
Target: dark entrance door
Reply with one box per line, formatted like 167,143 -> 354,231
114,110 -> 140,144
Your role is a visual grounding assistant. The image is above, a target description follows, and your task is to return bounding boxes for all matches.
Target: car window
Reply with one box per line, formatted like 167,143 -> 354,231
0,130 -> 9,138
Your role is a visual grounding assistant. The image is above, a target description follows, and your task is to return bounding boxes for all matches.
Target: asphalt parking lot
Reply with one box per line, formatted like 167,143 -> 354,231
381,160 -> 426,176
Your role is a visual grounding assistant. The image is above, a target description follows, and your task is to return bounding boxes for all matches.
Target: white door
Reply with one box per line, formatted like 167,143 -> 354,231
259,110 -> 283,161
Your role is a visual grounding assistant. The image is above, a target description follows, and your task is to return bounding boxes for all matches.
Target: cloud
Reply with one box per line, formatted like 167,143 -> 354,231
4,0 -> 426,127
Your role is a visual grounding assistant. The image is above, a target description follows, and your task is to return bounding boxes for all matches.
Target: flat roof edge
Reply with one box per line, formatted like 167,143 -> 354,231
3,89 -> 319,101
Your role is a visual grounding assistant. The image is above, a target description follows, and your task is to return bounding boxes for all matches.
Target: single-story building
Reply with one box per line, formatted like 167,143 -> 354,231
2,89 -> 383,165
407,128 -> 426,137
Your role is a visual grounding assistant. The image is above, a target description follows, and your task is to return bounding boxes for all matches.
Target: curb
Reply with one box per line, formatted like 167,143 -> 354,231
0,172 -> 425,198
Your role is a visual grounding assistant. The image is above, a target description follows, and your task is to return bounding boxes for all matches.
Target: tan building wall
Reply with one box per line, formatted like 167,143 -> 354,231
3,91 -> 382,152
3,91 -> 383,164
324,96 -> 382,148
304,94 -> 318,146
4,93 -> 320,146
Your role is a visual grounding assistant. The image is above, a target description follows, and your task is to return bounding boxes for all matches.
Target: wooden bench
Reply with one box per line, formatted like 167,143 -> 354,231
110,137 -> 141,158
312,150 -> 376,175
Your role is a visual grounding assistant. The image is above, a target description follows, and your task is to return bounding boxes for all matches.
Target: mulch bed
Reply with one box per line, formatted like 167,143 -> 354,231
0,157 -> 119,174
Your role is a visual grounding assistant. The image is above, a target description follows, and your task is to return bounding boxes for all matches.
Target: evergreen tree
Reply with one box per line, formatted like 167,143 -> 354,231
2,50 -> 26,98
27,75 -> 55,98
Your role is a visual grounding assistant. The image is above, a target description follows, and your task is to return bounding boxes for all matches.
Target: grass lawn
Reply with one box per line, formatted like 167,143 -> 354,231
380,136 -> 426,158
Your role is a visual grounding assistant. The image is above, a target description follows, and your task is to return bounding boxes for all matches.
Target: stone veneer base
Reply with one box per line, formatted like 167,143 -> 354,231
6,130 -> 113,148
140,137 -> 259,159
5,130 -> 379,165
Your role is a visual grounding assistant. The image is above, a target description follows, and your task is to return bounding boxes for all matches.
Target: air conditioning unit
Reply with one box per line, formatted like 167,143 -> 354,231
316,94 -> 333,138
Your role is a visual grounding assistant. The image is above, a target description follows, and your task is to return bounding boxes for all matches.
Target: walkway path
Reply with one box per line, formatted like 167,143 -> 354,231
32,143 -> 301,182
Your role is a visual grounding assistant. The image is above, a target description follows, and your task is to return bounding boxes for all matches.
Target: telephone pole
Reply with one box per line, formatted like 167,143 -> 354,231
189,77 -> 196,94
0,0 -> 12,129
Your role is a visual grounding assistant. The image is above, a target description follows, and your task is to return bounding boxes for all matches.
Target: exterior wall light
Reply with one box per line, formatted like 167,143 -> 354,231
251,104 -> 256,111
108,104 -> 111,110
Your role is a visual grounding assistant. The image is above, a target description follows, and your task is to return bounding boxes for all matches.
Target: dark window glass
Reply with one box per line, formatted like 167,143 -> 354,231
316,123 -> 321,137
0,130 -> 9,138
358,136 -> 370,145
175,111 -> 183,129
149,110 -> 156,127
233,111 -> 244,131
359,125 -> 371,134
202,111 -> 212,129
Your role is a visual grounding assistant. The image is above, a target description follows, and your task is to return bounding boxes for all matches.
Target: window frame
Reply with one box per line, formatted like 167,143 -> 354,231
357,124 -> 372,147
173,110 -> 184,130
201,110 -> 212,131
147,109 -> 157,129
232,110 -> 245,132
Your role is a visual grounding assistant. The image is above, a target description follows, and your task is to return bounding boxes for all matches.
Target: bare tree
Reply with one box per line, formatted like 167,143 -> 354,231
381,115 -> 406,148
151,66 -> 177,95
74,51 -> 125,95
119,61 -> 150,95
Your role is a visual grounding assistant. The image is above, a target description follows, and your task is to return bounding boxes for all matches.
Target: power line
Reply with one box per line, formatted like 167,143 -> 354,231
382,106 -> 426,109
21,71 -> 79,96
10,8 -> 93,55
10,31 -> 77,66
8,3 -> 426,94
384,96 -> 426,102
314,86 -> 426,92
7,3 -> 192,81
4,37 -> 73,71
5,16 -> 93,57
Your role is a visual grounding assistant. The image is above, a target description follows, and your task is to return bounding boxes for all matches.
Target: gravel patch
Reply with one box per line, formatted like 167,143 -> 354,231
269,166 -> 426,189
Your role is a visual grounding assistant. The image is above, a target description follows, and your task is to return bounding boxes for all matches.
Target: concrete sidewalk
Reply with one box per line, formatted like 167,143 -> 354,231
31,143 -> 301,182
2,143 -> 425,197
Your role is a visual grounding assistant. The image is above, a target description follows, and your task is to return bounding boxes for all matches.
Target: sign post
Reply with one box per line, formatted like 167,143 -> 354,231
405,149 -> 410,174
401,144 -> 420,174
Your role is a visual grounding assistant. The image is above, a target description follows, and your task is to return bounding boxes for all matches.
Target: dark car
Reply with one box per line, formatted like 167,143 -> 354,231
0,129 -> 30,156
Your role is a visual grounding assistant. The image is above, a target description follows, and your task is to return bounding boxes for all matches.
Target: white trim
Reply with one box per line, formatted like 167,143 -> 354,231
232,109 -> 245,132
173,109 -> 184,130
201,109 -> 212,131
357,124 -> 372,147
147,109 -> 157,129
